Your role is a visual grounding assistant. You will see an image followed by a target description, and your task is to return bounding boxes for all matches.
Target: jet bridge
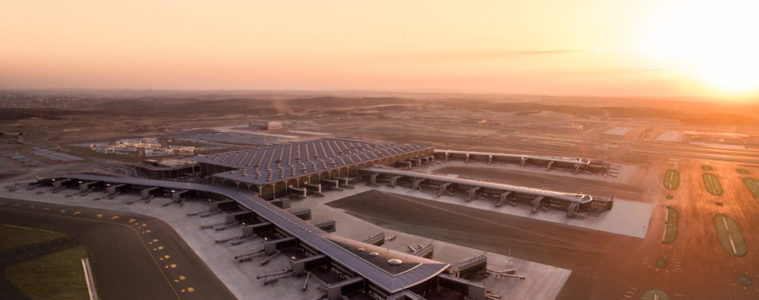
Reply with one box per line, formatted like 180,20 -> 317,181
435,149 -> 610,175
359,167 -> 614,217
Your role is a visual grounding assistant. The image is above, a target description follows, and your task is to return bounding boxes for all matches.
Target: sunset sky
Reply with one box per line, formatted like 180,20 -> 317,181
1,0 -> 758,99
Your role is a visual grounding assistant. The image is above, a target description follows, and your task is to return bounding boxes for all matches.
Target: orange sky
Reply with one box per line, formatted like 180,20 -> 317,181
1,0 -> 757,99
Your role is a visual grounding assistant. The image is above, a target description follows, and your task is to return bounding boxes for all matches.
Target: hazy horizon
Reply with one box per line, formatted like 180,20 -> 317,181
2,0 -> 758,100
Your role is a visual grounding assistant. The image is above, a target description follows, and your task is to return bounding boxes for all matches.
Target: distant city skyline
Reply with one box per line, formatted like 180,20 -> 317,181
2,0 -> 757,100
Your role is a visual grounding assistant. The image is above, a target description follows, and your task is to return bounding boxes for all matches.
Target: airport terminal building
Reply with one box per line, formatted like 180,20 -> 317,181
194,138 -> 434,199
36,137 -> 615,299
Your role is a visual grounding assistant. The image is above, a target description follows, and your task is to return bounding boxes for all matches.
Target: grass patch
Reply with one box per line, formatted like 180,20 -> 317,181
743,177 -> 759,199
640,288 -> 670,300
0,224 -> 67,251
713,214 -> 748,257
737,169 -> 750,174
702,165 -> 713,171
662,207 -> 678,244
702,173 -> 723,196
663,169 -> 680,190
4,246 -> 90,300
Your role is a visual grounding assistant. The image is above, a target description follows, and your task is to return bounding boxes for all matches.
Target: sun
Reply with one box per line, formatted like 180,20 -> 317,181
640,0 -> 759,94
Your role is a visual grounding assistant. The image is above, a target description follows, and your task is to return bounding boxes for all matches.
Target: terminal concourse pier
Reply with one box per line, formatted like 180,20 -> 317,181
36,174 -> 490,300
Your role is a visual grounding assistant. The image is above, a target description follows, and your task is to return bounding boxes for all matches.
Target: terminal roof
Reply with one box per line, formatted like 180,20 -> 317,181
195,138 -> 431,185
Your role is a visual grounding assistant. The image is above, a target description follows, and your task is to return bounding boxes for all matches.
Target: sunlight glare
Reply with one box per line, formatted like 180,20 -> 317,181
641,0 -> 759,94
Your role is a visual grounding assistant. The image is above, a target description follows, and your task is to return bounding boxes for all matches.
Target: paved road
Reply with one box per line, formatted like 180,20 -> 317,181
0,198 -> 236,300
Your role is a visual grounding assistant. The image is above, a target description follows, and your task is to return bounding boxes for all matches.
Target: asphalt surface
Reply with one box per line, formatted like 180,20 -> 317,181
0,198 -> 236,300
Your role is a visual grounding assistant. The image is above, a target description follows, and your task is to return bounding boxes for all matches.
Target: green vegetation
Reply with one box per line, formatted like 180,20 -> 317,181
702,165 -> 713,171
665,194 -> 673,200
713,214 -> 748,257
739,275 -> 753,286
0,224 -> 67,251
640,288 -> 670,300
4,247 -> 90,300
737,169 -> 750,174
663,207 -> 679,244
743,177 -> 759,199
702,173 -> 723,196
663,169 -> 680,190
655,258 -> 667,268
